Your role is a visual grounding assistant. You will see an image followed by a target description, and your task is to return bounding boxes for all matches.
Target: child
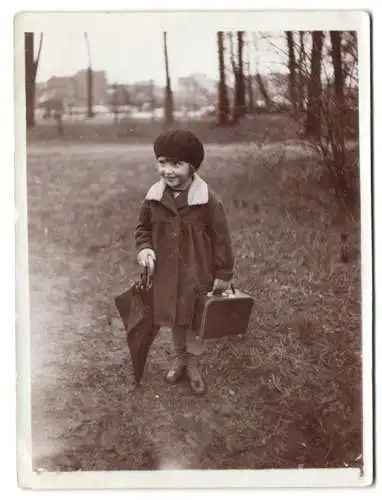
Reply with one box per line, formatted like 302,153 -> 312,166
135,129 -> 234,395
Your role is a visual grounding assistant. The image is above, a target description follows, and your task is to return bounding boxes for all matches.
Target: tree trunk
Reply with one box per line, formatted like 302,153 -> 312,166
236,31 -> 246,118
247,70 -> 254,114
330,31 -> 346,175
25,33 -> 42,128
231,31 -> 246,123
87,66 -> 94,118
228,32 -> 238,122
112,83 -> 119,124
286,31 -> 298,116
298,31 -> 306,114
245,34 -> 253,113
330,31 -> 345,114
84,33 -> 94,118
305,31 -> 324,138
217,31 -> 229,126
55,112 -> 64,135
163,32 -> 174,126
256,73 -> 272,108
25,33 -> 35,128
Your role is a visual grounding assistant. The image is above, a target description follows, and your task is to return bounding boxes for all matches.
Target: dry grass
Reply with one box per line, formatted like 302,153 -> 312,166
27,135 -> 362,472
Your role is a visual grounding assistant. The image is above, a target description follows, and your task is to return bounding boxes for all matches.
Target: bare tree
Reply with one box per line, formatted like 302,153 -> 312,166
305,31 -> 324,137
236,31 -> 246,119
229,31 -> 246,123
330,31 -> 345,106
256,30 -> 357,213
246,64 -> 254,114
286,31 -> 298,116
252,32 -> 272,109
256,73 -> 272,109
341,31 -> 358,88
84,33 -> 94,118
25,32 -> 43,128
318,30 -> 356,212
163,32 -> 174,126
217,31 -> 229,126
329,31 -> 345,166
307,30 -> 357,214
112,83 -> 119,124
298,31 -> 307,114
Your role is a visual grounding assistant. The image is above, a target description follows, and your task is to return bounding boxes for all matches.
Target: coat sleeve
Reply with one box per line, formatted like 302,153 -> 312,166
135,200 -> 153,253
208,192 -> 234,281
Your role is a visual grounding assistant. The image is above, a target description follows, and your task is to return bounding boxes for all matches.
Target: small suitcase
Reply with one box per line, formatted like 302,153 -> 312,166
192,286 -> 254,340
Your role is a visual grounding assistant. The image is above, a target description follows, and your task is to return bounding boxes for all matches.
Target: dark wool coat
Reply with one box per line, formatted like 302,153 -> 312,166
135,174 -> 234,328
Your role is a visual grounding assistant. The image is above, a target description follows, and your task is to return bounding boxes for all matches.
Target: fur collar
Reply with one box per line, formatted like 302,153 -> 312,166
145,174 -> 209,206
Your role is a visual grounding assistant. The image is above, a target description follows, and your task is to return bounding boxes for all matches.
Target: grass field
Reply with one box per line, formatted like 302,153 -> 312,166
28,113 -> 302,146
27,122 -> 362,471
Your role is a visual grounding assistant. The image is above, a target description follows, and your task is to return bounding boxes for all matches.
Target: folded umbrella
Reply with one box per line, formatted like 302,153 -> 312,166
114,267 -> 159,384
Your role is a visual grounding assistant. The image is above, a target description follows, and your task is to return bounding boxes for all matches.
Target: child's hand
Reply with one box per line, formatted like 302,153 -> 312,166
137,248 -> 156,274
212,278 -> 230,294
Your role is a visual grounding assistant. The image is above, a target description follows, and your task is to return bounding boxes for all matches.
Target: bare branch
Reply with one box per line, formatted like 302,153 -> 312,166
258,32 -> 290,61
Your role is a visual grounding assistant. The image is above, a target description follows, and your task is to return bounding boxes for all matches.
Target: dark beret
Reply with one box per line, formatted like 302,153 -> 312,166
153,129 -> 205,170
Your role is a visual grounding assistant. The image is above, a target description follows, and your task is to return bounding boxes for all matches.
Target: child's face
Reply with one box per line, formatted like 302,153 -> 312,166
156,156 -> 193,190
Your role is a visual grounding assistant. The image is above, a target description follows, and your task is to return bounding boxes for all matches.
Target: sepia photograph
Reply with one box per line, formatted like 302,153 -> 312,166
15,10 -> 373,489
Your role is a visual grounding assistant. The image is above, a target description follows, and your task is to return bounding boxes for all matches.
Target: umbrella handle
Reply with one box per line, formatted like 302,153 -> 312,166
140,266 -> 151,289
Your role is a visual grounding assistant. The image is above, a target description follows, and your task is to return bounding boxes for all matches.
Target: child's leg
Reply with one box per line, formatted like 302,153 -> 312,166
174,326 -> 206,395
164,325 -> 188,384
186,353 -> 206,395
165,326 -> 206,394
171,325 -> 188,356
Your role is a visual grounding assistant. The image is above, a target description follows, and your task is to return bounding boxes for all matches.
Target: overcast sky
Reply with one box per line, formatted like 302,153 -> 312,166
35,28 -> 288,86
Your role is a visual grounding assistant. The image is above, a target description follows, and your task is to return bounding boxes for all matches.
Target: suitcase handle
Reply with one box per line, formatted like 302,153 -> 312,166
210,284 -> 236,296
